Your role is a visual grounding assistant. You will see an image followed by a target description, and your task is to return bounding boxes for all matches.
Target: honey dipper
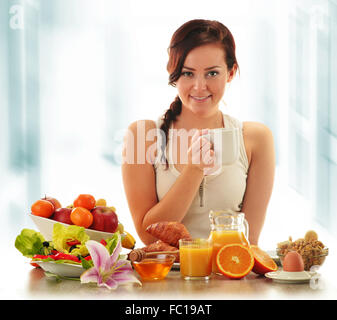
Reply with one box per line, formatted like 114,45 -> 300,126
128,248 -> 179,262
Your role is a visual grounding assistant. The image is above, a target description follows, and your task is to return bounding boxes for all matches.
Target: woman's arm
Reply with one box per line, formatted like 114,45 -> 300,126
241,122 -> 276,245
121,120 -> 213,245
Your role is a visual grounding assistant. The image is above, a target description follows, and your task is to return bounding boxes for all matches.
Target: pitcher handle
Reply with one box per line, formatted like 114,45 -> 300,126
244,218 -> 249,244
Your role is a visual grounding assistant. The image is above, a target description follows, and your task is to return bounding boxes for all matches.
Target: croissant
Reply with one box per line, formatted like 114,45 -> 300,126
141,240 -> 180,262
145,221 -> 191,248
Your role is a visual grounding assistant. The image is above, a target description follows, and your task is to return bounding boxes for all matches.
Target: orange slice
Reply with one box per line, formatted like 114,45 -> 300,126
216,244 -> 254,279
250,245 -> 277,275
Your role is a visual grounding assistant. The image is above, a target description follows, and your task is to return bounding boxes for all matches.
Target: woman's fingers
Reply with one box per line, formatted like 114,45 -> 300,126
191,129 -> 201,144
191,138 -> 209,161
188,129 -> 218,169
191,129 -> 209,144
202,148 -> 215,165
191,141 -> 214,166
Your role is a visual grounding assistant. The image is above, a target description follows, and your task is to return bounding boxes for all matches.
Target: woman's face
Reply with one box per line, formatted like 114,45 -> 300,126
175,43 -> 235,117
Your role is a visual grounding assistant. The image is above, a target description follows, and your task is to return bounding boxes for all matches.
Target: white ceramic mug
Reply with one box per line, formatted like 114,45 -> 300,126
204,128 -> 239,166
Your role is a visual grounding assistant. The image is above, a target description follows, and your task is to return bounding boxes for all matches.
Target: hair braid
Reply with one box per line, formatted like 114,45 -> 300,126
159,95 -> 182,168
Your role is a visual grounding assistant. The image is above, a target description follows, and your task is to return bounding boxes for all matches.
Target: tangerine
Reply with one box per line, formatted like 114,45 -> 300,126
70,207 -> 93,228
216,243 -> 254,279
31,199 -> 55,218
73,194 -> 96,210
250,245 -> 278,275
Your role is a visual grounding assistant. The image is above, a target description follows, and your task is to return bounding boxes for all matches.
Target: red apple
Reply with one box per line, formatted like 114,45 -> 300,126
90,206 -> 118,233
42,196 -> 62,211
52,207 -> 73,225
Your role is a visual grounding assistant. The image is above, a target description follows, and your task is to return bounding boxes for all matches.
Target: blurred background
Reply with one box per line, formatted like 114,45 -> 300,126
1,0 -> 337,250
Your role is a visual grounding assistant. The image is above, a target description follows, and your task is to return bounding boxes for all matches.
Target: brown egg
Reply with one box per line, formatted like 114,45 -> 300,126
283,251 -> 304,272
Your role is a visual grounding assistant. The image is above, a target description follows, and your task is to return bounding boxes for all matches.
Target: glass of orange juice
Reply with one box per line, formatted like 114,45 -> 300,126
179,238 -> 213,280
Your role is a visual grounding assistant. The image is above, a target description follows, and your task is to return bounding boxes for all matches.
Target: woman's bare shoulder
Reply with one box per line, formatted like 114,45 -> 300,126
243,121 -> 273,141
127,119 -> 157,134
124,119 -> 159,165
242,121 -> 274,159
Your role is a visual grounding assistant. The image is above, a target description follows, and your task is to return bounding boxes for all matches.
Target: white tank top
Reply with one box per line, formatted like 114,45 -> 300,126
154,113 -> 249,238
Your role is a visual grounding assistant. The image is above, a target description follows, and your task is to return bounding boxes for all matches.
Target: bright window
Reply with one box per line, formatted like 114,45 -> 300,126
1,0 -> 336,248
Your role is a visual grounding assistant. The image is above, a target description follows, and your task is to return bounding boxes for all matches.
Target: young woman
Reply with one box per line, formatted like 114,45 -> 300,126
122,19 -> 275,246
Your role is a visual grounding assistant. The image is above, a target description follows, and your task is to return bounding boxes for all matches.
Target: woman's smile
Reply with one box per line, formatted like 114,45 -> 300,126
190,95 -> 212,102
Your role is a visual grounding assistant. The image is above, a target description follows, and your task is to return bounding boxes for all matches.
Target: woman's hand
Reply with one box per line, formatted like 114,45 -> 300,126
187,129 -> 220,175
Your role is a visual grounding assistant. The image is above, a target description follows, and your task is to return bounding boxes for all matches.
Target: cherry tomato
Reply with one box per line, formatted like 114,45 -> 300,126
70,207 -> 93,228
73,194 -> 96,210
31,200 -> 55,218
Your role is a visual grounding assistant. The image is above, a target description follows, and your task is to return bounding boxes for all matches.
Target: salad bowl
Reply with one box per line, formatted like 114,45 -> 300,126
29,214 -> 115,242
34,260 -> 85,278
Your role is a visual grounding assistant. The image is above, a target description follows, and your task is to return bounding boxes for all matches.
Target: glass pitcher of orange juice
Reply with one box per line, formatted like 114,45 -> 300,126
208,210 -> 249,274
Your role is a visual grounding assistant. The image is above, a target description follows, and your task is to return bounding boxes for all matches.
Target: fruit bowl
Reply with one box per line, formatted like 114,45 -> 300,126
276,247 -> 329,271
132,253 -> 176,281
29,214 -> 115,242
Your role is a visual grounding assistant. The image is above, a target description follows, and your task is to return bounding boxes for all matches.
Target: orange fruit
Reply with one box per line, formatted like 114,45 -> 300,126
73,194 -> 96,210
216,243 -> 254,279
31,200 -> 55,218
70,207 -> 93,228
250,245 -> 277,275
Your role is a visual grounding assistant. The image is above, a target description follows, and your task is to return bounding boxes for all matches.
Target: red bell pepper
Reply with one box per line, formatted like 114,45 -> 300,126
30,254 -> 50,268
51,252 -> 81,263
30,262 -> 40,268
32,254 -> 50,260
31,252 -> 82,265
66,239 -> 81,246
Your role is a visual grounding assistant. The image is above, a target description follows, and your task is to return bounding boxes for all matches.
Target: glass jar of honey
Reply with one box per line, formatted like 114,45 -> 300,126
132,253 -> 176,280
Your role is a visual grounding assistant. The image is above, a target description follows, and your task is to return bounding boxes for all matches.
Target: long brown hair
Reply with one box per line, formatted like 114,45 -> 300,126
160,19 -> 239,166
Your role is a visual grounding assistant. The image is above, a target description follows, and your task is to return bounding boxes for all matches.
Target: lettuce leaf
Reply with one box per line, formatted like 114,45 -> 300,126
80,257 -> 93,269
15,229 -> 46,258
52,223 -> 89,256
104,232 -> 120,255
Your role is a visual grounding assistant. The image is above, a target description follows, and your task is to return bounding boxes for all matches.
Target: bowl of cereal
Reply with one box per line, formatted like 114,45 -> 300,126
276,230 -> 329,271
